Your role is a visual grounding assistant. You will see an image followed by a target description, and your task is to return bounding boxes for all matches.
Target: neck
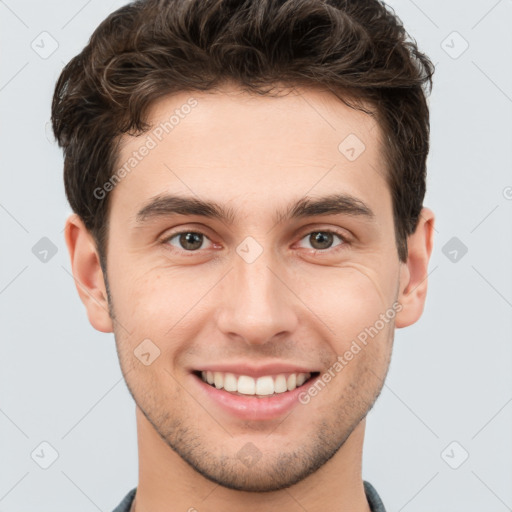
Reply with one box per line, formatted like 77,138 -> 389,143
131,407 -> 371,512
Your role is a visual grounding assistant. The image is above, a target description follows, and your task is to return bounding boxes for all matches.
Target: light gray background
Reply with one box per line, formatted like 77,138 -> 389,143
1,0 -> 511,510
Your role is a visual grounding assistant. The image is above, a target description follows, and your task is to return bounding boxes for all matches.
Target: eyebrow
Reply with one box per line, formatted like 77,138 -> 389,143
135,193 -> 375,226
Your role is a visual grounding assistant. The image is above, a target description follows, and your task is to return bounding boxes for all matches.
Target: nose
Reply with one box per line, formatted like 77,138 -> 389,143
215,244 -> 299,346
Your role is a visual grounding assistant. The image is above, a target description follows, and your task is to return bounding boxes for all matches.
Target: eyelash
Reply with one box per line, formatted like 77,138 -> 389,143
162,229 -> 350,255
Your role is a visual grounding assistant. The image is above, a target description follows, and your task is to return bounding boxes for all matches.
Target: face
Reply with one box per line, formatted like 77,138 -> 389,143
73,84 -> 431,492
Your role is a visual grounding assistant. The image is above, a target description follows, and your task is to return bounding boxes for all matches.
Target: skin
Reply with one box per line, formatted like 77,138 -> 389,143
65,84 -> 435,512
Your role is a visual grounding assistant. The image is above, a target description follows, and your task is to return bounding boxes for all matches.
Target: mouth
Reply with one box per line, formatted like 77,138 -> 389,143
192,370 -> 321,398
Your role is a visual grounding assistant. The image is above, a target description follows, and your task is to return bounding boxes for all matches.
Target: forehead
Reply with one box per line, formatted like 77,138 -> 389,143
112,84 -> 389,223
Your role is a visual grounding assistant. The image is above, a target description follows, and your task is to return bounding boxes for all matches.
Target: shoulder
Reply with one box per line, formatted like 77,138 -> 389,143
111,487 -> 137,512
363,480 -> 387,512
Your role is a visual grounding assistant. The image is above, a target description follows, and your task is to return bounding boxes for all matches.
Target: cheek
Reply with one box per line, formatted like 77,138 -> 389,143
107,254 -> 175,316
298,265 -> 392,344
109,264 -> 218,355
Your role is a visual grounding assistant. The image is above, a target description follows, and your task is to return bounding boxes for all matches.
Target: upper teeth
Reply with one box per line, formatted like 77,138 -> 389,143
200,371 -> 311,396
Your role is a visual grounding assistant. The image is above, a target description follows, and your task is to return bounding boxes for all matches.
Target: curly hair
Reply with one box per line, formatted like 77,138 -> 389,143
52,0 -> 434,265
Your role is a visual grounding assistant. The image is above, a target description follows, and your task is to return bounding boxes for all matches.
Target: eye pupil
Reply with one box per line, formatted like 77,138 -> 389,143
180,232 -> 203,250
310,232 -> 333,250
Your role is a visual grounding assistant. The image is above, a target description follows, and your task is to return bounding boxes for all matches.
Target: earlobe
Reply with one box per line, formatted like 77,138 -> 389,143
395,207 -> 435,328
64,214 -> 114,333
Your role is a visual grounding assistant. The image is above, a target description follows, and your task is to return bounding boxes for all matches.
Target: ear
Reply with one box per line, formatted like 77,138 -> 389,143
64,214 -> 113,333
395,207 -> 435,328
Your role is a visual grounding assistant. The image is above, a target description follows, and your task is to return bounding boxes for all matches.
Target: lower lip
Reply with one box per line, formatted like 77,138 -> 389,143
192,373 -> 317,421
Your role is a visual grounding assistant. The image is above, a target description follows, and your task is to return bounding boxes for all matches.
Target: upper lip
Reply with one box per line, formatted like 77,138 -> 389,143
192,362 -> 320,378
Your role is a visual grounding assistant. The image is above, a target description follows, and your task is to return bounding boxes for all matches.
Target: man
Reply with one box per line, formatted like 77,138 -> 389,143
52,0 -> 435,510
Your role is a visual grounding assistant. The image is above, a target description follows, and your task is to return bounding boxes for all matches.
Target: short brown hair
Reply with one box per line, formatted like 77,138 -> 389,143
52,0 -> 434,266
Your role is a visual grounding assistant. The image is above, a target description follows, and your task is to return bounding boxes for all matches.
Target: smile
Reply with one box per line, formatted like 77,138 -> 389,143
194,370 -> 320,397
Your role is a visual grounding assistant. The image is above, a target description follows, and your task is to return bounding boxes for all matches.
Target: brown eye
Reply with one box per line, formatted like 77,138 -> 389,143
167,232 -> 210,251
310,232 -> 333,250
298,230 -> 346,251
